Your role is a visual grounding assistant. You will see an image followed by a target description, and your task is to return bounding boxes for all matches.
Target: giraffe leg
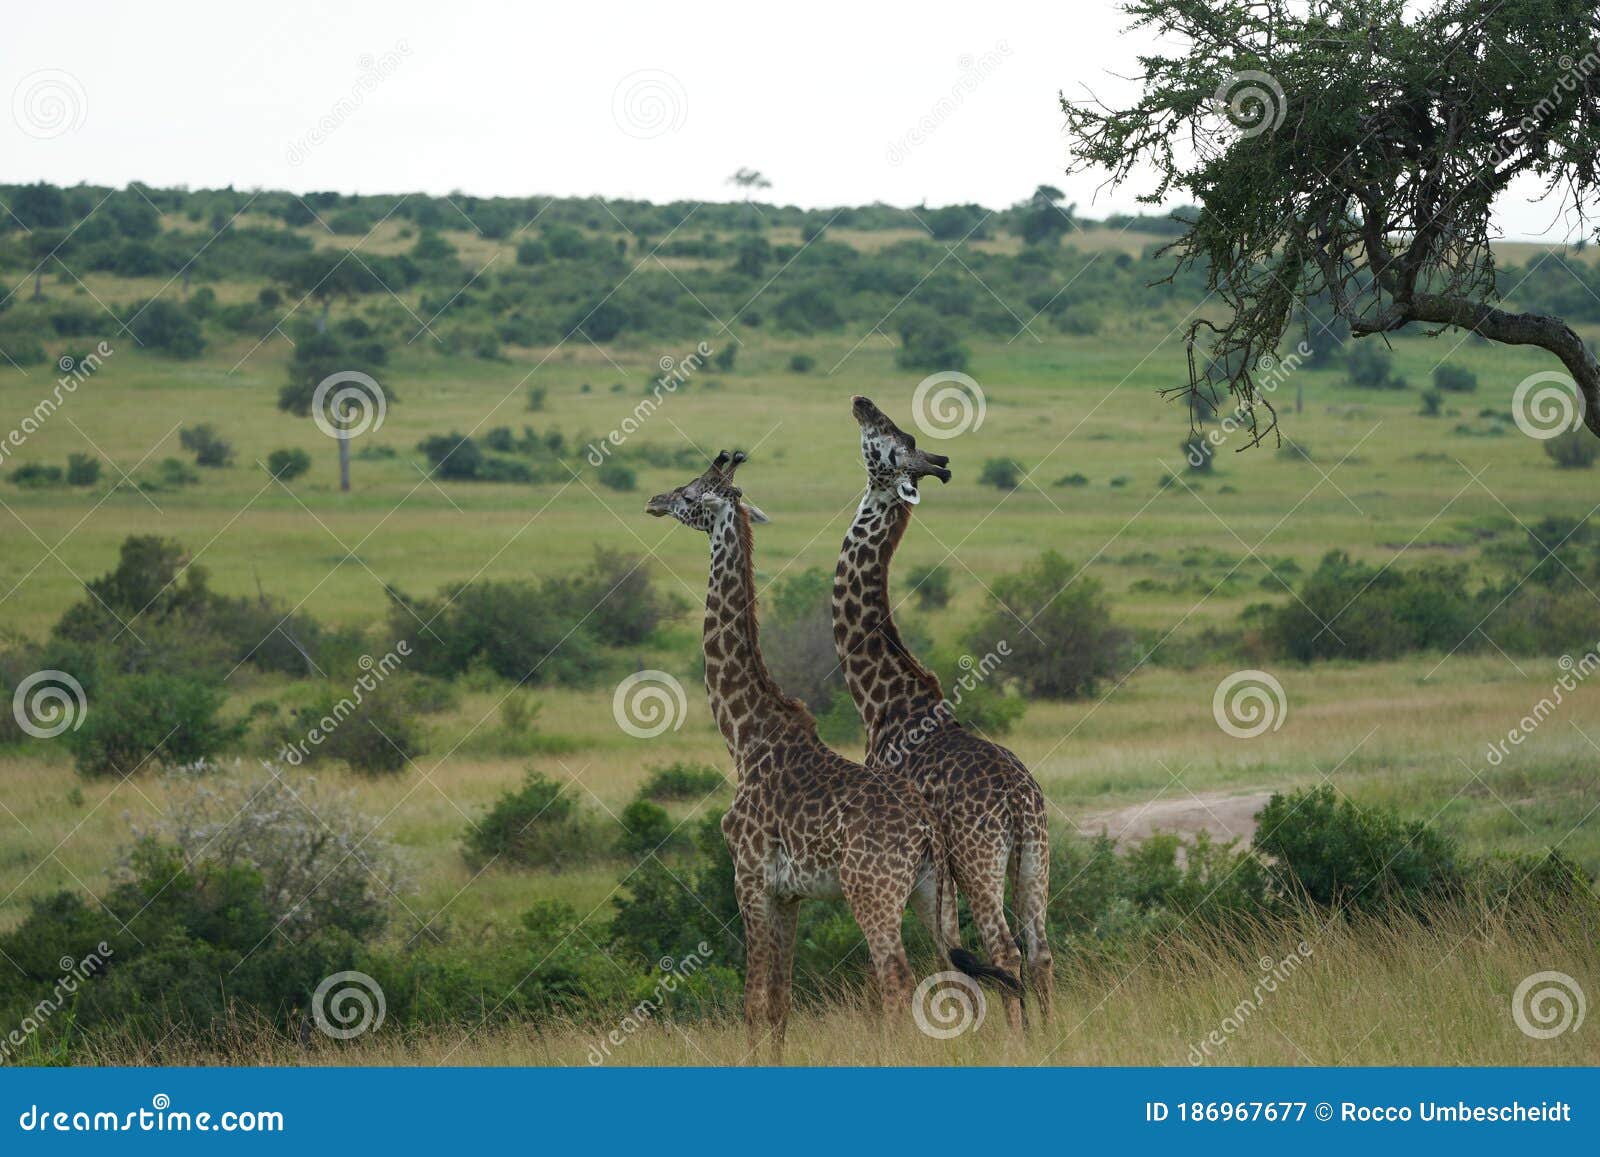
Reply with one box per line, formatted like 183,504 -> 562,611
842,873 -> 916,1032
767,898 -> 800,1063
734,877 -> 775,1061
1016,820 -> 1054,1024
955,850 -> 1024,1033
908,866 -> 960,961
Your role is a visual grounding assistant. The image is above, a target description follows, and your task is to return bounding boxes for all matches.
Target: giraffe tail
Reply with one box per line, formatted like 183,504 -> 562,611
932,821 -> 1021,997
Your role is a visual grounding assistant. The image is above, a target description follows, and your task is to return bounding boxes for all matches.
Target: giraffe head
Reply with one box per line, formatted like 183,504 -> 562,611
645,450 -> 771,533
851,395 -> 951,506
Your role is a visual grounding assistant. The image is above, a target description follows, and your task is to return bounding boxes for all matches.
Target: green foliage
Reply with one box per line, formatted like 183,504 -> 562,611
978,457 -> 1024,489
760,567 -> 843,713
179,423 -> 234,467
1345,342 -> 1406,390
65,453 -> 101,486
966,551 -> 1128,698
123,299 -> 205,358
788,353 -> 816,373
9,462 -> 63,488
1419,388 -> 1443,416
617,799 -> 682,859
266,447 -> 311,480
66,674 -> 246,777
1544,429 -> 1597,468
276,679 -> 427,774
1433,364 -> 1478,393
464,770 -> 610,869
597,462 -> 637,491
638,762 -> 726,801
906,562 -> 952,610
1253,787 -> 1458,914
895,311 -> 969,372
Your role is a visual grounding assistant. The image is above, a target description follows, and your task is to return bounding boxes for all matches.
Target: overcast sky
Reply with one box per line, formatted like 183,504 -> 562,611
2,0 -> 1580,240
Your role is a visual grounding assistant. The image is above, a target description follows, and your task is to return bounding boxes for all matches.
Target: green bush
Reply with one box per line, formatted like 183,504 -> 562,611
179,423 -> 234,467
1253,786 -> 1458,914
266,447 -> 312,480
906,563 -> 952,610
123,298 -> 205,358
895,312 -> 969,372
9,462 -> 63,488
617,799 -> 682,859
1544,429 -> 1597,469
965,551 -> 1127,698
978,457 -> 1024,489
1344,342 -> 1405,389
1432,364 -> 1478,393
277,679 -> 427,774
66,674 -> 247,777
464,770 -> 610,869
788,353 -> 816,373
597,462 -> 637,491
65,453 -> 101,486
639,761 -> 726,801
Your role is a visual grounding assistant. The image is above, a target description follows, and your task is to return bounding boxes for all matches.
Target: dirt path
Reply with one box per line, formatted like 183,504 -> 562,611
1074,790 -> 1275,846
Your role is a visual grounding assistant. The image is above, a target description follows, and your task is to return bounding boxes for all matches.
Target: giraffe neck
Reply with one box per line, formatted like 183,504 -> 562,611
832,487 -> 947,756
702,503 -> 815,765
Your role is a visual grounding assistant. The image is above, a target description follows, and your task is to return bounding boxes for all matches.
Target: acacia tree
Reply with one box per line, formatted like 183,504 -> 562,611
1064,0 -> 1600,442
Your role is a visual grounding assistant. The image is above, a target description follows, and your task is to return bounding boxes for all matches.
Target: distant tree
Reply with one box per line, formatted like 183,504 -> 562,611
1545,429 -> 1598,469
278,330 -> 391,492
726,168 -> 772,196
1345,343 -> 1406,390
1013,185 -> 1073,246
1064,0 -> 1600,445
896,311 -> 969,371
1432,364 -> 1479,394
179,424 -> 234,467
124,299 -> 205,358
733,235 -> 771,278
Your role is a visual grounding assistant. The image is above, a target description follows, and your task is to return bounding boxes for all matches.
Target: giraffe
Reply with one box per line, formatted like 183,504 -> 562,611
831,396 -> 1055,1030
646,450 -> 966,1059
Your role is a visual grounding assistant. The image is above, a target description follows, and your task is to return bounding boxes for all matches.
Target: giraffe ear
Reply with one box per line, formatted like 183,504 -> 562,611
896,478 -> 922,505
742,501 -> 771,524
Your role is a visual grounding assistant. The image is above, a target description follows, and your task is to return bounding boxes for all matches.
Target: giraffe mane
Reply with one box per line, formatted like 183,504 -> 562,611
733,503 -> 818,727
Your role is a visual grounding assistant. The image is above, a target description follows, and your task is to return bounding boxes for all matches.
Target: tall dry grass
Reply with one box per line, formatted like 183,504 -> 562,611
80,900 -> 1598,1067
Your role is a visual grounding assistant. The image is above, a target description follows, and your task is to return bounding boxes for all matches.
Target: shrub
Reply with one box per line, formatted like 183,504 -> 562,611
1253,786 -> 1459,914
277,679 -> 427,774
123,298 -> 205,358
965,551 -> 1127,698
1183,434 -> 1214,473
9,462 -> 63,488
1054,472 -> 1090,487
67,674 -> 247,777
1544,429 -> 1597,469
1261,550 -> 1476,662
179,423 -> 234,467
639,761 -> 726,801
266,447 -> 312,480
929,649 -> 1027,734
1432,364 -> 1478,393
978,457 -> 1024,489
464,770 -> 610,869
1419,388 -> 1443,416
906,563 -> 952,610
598,462 -> 637,491
895,312 -> 969,372
788,353 -> 815,373
1344,342 -> 1405,389
136,760 -> 407,939
761,568 -> 844,711
617,799 -> 681,859
65,453 -> 101,486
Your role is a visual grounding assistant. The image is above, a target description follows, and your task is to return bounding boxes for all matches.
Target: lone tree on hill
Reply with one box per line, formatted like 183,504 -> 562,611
1063,0 -> 1600,443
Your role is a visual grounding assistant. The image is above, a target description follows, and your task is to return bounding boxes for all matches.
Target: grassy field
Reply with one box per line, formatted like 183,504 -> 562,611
2,255 -> 1597,1063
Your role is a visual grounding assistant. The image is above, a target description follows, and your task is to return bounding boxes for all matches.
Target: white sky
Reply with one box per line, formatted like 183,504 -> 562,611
1,0 -> 1578,241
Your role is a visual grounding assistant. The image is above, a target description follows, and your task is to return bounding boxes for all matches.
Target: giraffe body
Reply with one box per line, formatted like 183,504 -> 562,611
832,397 -> 1055,1028
648,451 -> 943,1059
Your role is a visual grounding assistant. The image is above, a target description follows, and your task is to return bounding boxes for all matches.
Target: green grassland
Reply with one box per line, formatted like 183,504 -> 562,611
1,195 -> 1597,1064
